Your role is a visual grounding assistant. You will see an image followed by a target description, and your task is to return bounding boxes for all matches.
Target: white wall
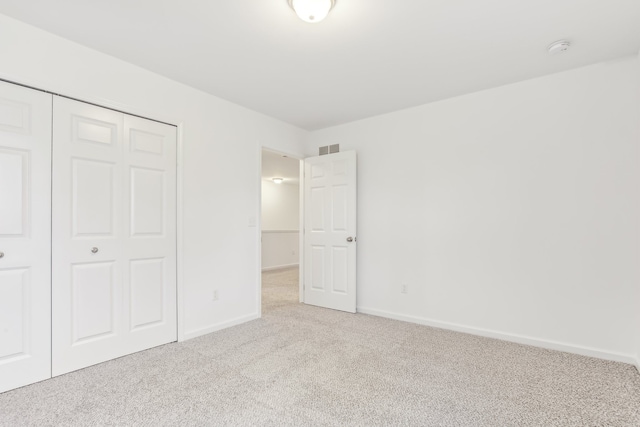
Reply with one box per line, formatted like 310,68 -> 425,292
0,14 -> 307,340
262,180 -> 300,230
307,56 -> 640,363
261,179 -> 300,270
261,231 -> 299,271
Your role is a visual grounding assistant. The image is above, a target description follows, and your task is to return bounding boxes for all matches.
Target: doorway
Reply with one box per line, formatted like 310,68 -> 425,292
260,148 -> 303,314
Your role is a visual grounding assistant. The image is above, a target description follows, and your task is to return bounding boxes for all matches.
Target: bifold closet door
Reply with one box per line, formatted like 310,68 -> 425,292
122,114 -> 177,354
52,96 -> 177,376
0,81 -> 52,393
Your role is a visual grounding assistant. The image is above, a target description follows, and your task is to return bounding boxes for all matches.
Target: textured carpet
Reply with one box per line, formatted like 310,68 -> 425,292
1,267 -> 639,426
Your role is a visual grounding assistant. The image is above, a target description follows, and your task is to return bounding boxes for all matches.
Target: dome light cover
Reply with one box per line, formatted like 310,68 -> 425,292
288,0 -> 336,23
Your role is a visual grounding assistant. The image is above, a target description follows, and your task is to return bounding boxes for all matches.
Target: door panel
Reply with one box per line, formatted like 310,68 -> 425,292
52,97 -> 124,376
0,81 -> 52,393
332,247 -> 348,293
130,128 -> 165,155
304,151 -> 357,313
130,258 -> 165,330
123,115 -> 176,351
52,97 -> 177,376
72,159 -> 116,236
332,185 -> 348,231
130,167 -> 164,236
0,97 -> 31,134
0,149 -> 28,236
310,187 -> 325,231
0,268 -> 29,359
73,115 -> 118,146
311,246 -> 325,290
71,262 -> 116,344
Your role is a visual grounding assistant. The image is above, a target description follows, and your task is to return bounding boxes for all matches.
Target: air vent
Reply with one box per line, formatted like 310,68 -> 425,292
319,144 -> 340,156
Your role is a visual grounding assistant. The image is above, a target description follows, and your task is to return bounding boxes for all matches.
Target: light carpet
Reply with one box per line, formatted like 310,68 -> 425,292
1,267 -> 639,426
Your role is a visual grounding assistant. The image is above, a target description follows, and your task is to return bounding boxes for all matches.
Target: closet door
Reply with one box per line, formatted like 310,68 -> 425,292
52,97 -> 125,375
0,81 -> 52,393
52,97 -> 177,376
122,115 -> 177,353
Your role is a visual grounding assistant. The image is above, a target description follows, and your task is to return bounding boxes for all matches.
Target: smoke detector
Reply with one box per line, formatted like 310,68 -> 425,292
548,40 -> 571,55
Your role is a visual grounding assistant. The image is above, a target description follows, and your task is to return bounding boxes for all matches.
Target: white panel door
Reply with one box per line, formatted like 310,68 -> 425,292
122,115 -> 177,353
0,81 -> 52,393
52,97 -> 125,376
304,151 -> 357,313
52,97 -> 177,376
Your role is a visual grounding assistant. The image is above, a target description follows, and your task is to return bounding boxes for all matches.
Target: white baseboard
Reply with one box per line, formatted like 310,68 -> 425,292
182,312 -> 259,341
262,263 -> 299,272
357,306 -> 636,365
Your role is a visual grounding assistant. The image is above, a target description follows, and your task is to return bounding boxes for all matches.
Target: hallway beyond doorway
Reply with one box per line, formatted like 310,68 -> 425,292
262,267 -> 299,314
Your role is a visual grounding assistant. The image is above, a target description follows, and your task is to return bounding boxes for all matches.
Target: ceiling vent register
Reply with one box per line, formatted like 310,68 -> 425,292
319,144 -> 339,155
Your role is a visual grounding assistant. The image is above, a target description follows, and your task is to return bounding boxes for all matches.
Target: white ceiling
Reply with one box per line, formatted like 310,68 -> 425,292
1,0 -> 639,130
262,150 -> 300,185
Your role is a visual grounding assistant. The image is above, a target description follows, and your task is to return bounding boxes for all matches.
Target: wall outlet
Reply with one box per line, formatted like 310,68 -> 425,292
212,289 -> 219,301
401,284 -> 408,294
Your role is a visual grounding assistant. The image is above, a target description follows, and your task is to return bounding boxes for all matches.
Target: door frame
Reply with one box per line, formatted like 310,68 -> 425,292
0,75 -> 187,342
257,145 -> 305,316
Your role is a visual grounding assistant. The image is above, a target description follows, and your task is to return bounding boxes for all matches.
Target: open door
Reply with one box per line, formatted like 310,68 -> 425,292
303,151 -> 357,313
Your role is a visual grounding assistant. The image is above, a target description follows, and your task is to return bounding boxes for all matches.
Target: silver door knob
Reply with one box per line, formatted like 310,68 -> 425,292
91,247 -> 99,254
0,251 -> 4,259
346,237 -> 354,242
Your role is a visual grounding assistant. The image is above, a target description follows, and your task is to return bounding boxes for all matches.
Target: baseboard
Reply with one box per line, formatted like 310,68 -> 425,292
357,306 -> 636,365
182,312 -> 259,341
262,263 -> 299,272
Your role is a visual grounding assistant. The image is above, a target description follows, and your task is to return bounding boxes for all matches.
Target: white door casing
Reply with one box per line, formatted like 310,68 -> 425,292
304,151 -> 357,313
52,96 -> 177,376
0,81 -> 52,393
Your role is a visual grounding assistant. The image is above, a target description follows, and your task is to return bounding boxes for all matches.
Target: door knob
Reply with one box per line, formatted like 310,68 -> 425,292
0,251 -> 4,259
346,237 -> 354,242
91,247 -> 99,254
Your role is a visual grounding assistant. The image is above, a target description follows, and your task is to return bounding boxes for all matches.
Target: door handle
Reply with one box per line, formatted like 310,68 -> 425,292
0,251 -> 4,259
91,247 -> 99,254
346,237 -> 354,243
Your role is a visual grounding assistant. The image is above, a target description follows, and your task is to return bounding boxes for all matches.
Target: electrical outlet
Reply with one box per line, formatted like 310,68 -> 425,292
212,289 -> 219,301
401,284 -> 408,294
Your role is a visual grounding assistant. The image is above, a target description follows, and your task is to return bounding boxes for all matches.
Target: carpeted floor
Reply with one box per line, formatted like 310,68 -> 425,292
1,267 -> 639,426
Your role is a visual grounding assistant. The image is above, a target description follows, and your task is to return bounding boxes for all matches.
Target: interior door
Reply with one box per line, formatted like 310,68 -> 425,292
52,97 -> 125,375
122,115 -> 177,353
52,97 -> 177,376
303,151 -> 357,313
0,81 -> 52,393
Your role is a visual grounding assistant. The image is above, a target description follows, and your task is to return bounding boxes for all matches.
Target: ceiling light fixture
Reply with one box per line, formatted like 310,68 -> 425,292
272,177 -> 284,184
288,0 -> 336,23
